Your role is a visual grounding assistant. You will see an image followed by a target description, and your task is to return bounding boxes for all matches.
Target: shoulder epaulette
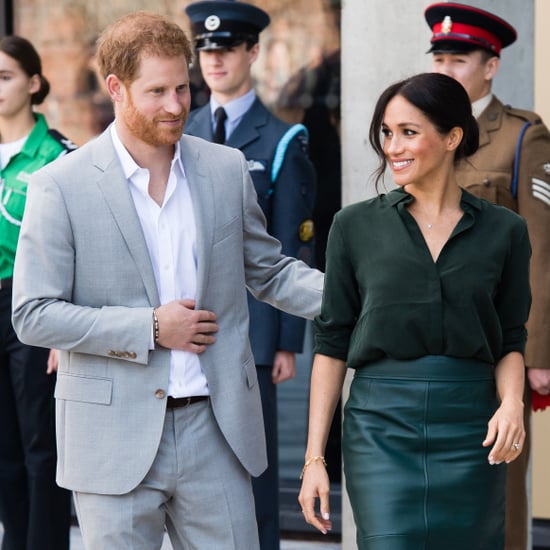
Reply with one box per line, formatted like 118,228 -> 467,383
47,129 -> 78,152
503,104 -> 543,125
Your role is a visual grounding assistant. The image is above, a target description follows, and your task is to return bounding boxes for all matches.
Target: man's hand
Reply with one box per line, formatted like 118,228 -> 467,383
47,349 -> 59,374
272,350 -> 296,384
155,300 -> 217,353
528,367 -> 550,395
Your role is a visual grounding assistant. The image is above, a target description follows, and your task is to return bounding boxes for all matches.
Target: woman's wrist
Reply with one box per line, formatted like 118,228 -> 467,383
300,455 -> 327,479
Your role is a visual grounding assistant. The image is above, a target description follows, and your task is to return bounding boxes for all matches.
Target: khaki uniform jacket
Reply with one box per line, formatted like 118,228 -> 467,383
455,95 -> 550,370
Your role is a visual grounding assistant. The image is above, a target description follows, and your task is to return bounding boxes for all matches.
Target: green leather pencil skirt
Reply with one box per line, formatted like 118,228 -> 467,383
343,356 -> 505,550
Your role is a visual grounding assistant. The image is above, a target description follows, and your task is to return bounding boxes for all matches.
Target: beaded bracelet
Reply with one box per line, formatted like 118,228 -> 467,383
153,309 -> 160,345
299,456 -> 327,480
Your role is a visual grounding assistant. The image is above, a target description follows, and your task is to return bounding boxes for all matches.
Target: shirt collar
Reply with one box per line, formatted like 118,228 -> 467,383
386,186 -> 483,211
110,123 -> 185,179
18,113 -> 49,159
472,93 -> 493,119
210,88 -> 256,124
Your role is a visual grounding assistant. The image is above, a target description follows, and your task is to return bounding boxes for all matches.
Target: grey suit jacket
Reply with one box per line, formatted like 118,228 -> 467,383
12,128 -> 323,495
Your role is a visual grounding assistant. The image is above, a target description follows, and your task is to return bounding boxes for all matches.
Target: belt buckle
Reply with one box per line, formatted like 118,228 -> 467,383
184,397 -> 192,407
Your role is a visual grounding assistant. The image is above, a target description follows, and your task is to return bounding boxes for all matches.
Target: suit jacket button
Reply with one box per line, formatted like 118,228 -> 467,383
155,389 -> 166,399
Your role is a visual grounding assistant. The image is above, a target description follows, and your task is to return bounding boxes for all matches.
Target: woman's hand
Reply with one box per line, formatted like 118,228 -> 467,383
483,397 -> 525,465
298,459 -> 332,534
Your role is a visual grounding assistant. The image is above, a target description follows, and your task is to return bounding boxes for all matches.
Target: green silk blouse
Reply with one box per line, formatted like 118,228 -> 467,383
314,188 -> 532,367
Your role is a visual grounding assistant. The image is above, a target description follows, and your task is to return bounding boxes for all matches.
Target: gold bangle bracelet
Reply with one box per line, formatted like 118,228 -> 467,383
299,455 -> 327,480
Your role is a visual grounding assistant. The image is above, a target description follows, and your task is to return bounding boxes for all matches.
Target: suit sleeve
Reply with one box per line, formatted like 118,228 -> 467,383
517,119 -> 550,370
11,170 -> 153,365
240,152 -> 323,320
270,132 -> 317,353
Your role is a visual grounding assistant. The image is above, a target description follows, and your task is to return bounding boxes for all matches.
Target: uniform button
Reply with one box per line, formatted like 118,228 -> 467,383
483,178 -> 490,187
108,350 -> 119,357
154,389 -> 166,399
127,352 -> 137,359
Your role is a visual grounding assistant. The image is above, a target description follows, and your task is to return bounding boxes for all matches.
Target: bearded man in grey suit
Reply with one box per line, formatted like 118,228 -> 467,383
11,11 -> 323,550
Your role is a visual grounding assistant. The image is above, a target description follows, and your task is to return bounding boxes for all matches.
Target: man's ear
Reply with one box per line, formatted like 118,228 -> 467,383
105,74 -> 125,102
484,56 -> 500,81
248,42 -> 260,65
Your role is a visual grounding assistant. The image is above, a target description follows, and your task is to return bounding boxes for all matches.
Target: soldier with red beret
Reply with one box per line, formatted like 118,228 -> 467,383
425,3 -> 550,549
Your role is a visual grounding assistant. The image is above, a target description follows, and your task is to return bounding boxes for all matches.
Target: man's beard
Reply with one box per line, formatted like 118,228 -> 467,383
124,92 -> 186,147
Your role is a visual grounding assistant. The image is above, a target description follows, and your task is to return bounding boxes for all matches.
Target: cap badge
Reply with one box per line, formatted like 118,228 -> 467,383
205,15 -> 221,31
441,16 -> 453,34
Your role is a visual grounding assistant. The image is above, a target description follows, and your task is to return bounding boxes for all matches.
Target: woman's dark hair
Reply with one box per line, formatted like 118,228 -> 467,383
0,35 -> 50,105
369,72 -> 479,189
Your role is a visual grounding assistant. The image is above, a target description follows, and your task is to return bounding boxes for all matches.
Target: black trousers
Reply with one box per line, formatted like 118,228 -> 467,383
251,365 -> 280,550
0,289 -> 71,550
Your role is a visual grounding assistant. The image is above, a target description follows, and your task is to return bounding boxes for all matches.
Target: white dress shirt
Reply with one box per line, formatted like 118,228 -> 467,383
110,124 -> 209,397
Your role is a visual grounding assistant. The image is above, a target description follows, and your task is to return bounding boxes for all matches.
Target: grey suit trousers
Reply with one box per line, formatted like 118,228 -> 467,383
73,400 -> 259,550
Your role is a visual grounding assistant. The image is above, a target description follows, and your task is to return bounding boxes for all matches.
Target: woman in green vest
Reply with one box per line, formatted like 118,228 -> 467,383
0,35 -> 75,549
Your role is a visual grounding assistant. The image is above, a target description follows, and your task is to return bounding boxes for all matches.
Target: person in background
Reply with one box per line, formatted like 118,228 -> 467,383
11,12 -> 323,549
424,4 -> 550,548
184,2 -> 317,549
299,72 -> 531,549
0,35 -> 76,550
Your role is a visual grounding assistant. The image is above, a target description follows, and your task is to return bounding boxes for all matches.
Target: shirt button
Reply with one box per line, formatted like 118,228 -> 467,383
154,389 -> 166,399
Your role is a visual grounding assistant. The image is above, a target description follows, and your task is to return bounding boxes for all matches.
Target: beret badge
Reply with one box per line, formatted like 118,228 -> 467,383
441,16 -> 453,34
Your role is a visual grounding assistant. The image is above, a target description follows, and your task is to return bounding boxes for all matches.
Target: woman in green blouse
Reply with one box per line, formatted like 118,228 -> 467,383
299,73 -> 531,549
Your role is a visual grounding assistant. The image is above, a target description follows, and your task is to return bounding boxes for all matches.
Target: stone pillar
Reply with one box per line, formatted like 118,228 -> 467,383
340,1 -> 534,547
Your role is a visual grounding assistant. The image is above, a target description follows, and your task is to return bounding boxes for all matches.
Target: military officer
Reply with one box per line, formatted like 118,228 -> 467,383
184,2 -> 317,549
425,4 -> 550,549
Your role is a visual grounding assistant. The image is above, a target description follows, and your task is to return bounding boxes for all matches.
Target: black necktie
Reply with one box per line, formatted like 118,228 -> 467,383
213,107 -> 227,144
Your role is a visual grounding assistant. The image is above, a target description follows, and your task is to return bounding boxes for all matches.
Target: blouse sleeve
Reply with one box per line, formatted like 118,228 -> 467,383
314,214 -> 361,361
495,219 -> 532,358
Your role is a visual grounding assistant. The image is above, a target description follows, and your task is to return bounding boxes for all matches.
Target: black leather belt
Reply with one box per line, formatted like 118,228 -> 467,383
166,395 -> 209,409
0,277 -> 12,290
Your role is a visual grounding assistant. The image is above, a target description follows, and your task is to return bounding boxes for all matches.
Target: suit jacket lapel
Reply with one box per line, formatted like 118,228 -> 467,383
92,129 -> 160,306
179,135 -> 214,306
226,98 -> 268,149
